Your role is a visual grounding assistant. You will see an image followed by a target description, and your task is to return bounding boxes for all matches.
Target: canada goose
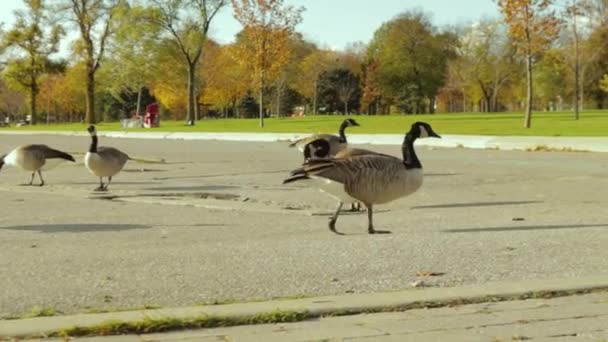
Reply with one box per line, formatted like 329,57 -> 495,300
289,118 -> 360,159
0,144 -> 75,186
284,122 -> 440,235
303,139 -> 384,212
303,139 -> 381,160
84,125 -> 130,191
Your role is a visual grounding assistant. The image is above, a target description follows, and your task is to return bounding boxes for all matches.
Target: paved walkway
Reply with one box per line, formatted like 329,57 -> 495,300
33,291 -> 608,341
2,130 -> 608,152
3,276 -> 608,340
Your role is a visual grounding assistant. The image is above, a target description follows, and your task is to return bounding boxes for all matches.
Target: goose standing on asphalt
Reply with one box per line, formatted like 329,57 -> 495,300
304,139 -> 382,212
84,125 -> 130,191
0,145 -> 75,186
284,122 -> 440,235
289,118 -> 360,159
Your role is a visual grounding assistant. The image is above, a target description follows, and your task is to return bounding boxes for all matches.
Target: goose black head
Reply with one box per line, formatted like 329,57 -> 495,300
408,122 -> 441,139
343,118 -> 360,127
304,139 -> 331,160
0,154 -> 5,171
87,125 -> 97,136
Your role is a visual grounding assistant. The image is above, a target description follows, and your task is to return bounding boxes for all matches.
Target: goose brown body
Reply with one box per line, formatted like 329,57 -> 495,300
0,144 -> 75,186
285,122 -> 440,235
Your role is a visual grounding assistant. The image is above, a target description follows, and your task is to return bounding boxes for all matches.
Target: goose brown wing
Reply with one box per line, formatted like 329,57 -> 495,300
97,147 -> 130,164
303,154 -> 401,184
23,145 -> 75,162
289,134 -> 339,148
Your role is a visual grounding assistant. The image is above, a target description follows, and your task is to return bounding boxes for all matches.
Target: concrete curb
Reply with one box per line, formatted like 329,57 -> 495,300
2,275 -> 608,338
1,130 -> 608,152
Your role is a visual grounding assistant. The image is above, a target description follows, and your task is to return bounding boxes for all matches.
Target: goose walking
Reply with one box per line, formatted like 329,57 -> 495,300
0,145 -> 75,186
289,118 -> 359,159
284,122 -> 440,235
303,139 -> 381,212
85,125 -> 130,191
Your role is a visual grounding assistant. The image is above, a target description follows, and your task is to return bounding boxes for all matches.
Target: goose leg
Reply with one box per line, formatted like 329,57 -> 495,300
105,176 -> 113,191
28,172 -> 36,185
94,177 -> 106,192
37,170 -> 44,187
367,204 -> 391,235
349,202 -> 362,212
328,202 -> 345,235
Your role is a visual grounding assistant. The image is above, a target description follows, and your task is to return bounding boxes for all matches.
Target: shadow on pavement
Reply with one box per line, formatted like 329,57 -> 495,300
444,223 -> 608,233
0,223 -> 151,233
144,185 -> 238,192
412,200 -> 542,209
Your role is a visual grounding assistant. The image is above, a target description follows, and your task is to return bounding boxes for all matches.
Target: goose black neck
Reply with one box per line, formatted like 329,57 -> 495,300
338,122 -> 348,143
89,135 -> 98,153
402,134 -> 421,169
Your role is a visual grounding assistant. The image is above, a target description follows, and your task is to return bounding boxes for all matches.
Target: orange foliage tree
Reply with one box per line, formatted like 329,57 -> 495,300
498,0 -> 560,128
231,0 -> 304,127
200,44 -> 250,117
295,50 -> 337,114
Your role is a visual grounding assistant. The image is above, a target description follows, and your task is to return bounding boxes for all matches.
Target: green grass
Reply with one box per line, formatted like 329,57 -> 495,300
3,110 -> 608,136
49,310 -> 311,338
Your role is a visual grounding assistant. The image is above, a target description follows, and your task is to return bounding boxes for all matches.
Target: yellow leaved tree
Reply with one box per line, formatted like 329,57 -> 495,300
231,0 -> 304,127
498,0 -> 560,128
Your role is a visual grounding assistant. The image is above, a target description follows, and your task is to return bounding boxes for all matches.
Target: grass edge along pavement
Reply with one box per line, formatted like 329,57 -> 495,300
2,275 -> 608,339
3,110 -> 608,136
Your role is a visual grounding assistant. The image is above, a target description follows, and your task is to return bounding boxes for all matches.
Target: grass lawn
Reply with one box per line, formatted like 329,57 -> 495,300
2,110 -> 608,136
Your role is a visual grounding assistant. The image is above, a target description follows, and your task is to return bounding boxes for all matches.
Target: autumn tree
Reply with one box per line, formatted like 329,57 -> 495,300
200,44 -> 250,117
143,0 -> 226,125
367,11 -> 457,114
318,68 -> 362,114
0,79 -> 26,119
498,0 -> 560,128
231,0 -> 304,127
55,0 -> 121,124
100,2 -> 162,118
1,0 -> 63,125
296,50 -> 336,114
562,0 -> 590,119
459,20 -> 519,112
600,74 -> 608,92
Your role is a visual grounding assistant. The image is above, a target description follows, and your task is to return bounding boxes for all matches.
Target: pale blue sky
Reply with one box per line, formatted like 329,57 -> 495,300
0,0 -> 500,50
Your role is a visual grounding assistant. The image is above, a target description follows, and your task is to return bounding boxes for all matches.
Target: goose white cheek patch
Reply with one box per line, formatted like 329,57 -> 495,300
419,126 -> 429,138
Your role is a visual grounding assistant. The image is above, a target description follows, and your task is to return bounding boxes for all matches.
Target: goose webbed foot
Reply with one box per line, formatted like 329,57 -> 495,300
366,205 -> 390,234
328,219 -> 345,235
368,228 -> 392,235
94,185 -> 107,192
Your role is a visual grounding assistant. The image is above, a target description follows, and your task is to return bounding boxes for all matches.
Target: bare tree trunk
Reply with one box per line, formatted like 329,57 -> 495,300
186,63 -> 196,125
195,94 -> 201,120
259,85 -> 264,127
580,71 -> 585,110
572,0 -> 580,120
29,81 -> 37,125
276,86 -> 282,117
136,86 -> 142,117
85,70 -> 96,124
312,80 -> 318,115
524,53 -> 533,128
